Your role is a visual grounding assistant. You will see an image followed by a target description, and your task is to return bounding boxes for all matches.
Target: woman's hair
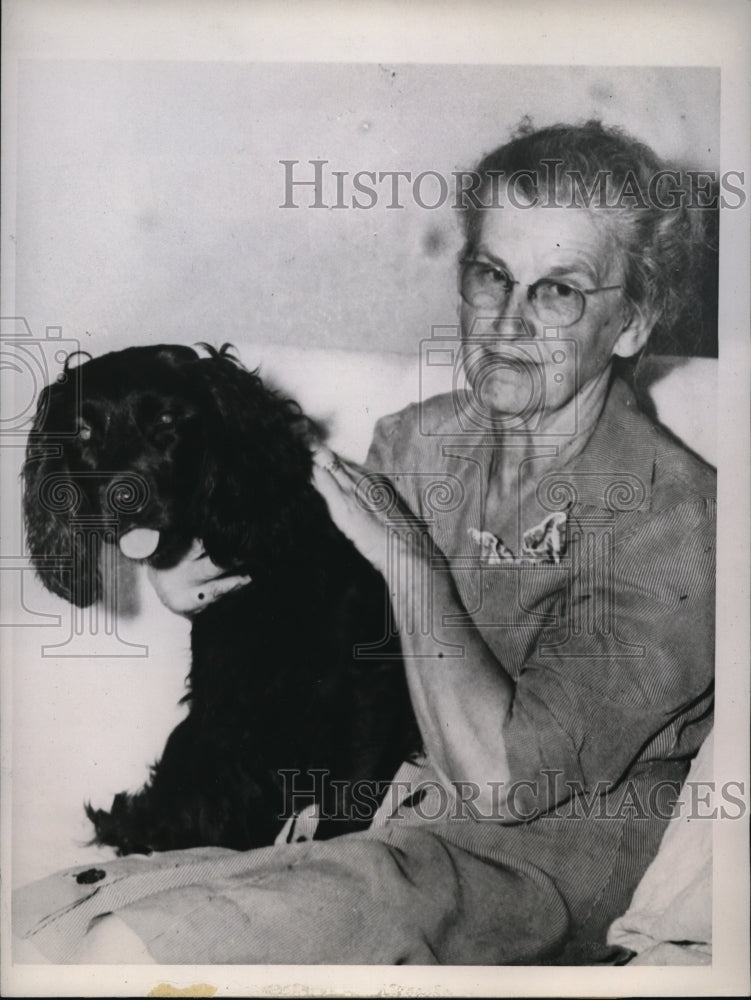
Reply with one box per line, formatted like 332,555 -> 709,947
461,119 -> 713,353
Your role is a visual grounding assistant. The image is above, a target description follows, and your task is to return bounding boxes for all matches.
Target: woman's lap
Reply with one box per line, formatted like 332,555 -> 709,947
13,824 -> 569,965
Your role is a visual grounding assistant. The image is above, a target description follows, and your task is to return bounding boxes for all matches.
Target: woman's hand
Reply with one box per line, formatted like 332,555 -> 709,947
119,535 -> 252,616
312,445 -> 429,578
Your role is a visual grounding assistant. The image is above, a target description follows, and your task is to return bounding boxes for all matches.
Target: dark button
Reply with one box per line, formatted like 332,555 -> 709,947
75,868 -> 107,885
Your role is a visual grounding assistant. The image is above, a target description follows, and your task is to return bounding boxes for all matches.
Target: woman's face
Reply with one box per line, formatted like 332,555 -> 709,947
460,202 -> 644,423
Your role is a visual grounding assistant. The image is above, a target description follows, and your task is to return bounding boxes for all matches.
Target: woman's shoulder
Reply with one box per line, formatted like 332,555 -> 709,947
641,410 -> 716,513
603,378 -> 716,509
378,391 -> 469,435
366,391 -> 470,471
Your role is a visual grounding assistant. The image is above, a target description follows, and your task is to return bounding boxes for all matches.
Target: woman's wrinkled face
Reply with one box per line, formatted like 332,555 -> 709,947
460,202 -> 635,423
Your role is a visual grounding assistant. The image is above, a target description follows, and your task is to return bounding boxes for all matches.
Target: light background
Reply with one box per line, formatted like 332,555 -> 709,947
15,62 -> 719,356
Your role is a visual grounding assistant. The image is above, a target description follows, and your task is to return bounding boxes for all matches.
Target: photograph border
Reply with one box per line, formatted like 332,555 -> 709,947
1,1 -> 749,996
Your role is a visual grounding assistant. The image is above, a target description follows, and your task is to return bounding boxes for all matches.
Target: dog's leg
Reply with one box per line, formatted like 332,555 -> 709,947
86,711 -> 282,854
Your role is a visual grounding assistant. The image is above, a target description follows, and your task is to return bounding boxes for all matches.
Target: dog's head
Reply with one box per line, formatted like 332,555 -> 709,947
23,343 -> 322,606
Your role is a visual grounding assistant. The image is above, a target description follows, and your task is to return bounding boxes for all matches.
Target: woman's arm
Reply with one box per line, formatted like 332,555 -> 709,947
397,546 -> 516,813
312,450 -> 516,815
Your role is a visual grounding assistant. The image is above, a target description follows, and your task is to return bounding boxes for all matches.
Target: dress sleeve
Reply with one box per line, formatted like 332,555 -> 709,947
363,407 -> 427,516
502,496 -> 715,815
365,412 -> 405,475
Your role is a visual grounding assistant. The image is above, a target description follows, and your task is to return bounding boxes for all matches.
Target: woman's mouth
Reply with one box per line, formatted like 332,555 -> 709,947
462,342 -> 548,420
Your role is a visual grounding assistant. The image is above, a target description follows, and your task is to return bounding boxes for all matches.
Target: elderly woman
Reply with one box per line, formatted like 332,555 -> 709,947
15,121 -> 714,965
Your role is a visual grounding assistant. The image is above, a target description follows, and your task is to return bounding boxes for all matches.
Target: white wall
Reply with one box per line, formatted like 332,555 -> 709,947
14,63 -> 719,358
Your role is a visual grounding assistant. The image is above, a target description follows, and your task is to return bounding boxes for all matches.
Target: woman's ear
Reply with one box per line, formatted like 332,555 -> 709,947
612,305 -> 655,359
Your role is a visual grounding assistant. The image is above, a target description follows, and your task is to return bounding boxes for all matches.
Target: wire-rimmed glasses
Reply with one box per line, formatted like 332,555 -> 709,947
460,258 -> 621,328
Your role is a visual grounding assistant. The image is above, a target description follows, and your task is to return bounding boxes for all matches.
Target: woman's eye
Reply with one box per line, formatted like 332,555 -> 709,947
551,282 -> 575,298
477,265 -> 506,286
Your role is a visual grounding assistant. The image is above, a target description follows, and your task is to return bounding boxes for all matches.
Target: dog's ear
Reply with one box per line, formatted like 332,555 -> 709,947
23,384 -> 102,607
190,355 -> 321,574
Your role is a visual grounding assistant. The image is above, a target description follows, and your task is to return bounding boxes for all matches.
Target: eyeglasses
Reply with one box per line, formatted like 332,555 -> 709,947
460,258 -> 622,328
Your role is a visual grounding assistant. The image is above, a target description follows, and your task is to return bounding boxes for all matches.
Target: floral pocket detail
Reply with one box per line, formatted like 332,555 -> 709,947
469,510 -> 567,566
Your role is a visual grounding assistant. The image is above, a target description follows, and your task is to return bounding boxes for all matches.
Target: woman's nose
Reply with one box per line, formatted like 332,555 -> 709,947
491,284 -> 534,338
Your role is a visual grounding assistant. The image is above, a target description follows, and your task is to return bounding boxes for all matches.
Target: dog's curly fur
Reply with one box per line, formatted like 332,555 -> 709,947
23,343 -> 419,855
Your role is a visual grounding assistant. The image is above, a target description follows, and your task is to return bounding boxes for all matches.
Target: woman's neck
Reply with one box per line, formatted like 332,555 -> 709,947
488,366 -> 613,491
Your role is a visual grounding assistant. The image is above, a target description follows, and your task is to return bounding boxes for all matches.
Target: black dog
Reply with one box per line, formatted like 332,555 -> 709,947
23,344 -> 419,855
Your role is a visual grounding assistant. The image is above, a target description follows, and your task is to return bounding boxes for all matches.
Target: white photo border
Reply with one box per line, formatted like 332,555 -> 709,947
1,1 -> 749,997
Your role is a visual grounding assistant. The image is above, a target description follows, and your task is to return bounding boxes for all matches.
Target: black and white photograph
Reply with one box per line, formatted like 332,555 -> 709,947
1,2 -> 749,996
